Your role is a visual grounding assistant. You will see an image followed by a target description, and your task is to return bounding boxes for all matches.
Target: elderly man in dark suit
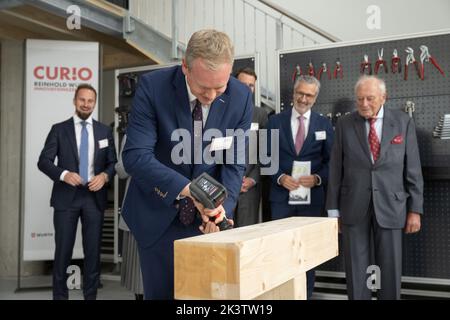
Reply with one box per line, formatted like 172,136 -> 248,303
266,75 -> 334,299
121,29 -> 253,299
233,67 -> 268,227
326,75 -> 423,300
38,84 -> 117,300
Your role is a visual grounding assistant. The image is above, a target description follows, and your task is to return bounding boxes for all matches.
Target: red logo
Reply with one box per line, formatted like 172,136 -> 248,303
391,135 -> 403,144
31,233 -> 36,238
33,66 -> 93,81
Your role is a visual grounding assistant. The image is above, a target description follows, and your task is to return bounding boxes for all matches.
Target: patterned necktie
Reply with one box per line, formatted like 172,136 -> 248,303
79,121 -> 89,184
192,99 -> 203,123
368,118 -> 380,162
179,100 -> 202,225
192,99 -> 203,165
294,115 -> 305,155
179,197 -> 197,226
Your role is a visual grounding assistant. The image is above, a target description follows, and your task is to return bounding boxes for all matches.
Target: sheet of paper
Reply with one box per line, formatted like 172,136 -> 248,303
289,161 -> 311,205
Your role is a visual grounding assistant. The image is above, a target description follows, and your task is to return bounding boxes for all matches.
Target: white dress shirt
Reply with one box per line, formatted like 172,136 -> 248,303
176,78 -> 212,200
277,108 -> 322,186
365,106 -> 384,164
291,108 -> 311,146
60,114 -> 95,183
185,77 -> 210,127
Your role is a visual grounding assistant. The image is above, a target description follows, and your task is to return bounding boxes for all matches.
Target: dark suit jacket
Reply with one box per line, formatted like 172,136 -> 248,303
122,65 -> 253,248
38,118 -> 117,211
326,108 -> 424,228
266,109 -> 334,209
244,107 -> 269,183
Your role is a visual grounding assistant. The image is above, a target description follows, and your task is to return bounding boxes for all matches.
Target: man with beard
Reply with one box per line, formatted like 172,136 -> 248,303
38,84 -> 117,300
266,75 -> 334,299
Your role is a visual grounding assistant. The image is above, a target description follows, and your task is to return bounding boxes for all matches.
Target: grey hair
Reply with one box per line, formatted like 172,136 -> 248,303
354,75 -> 386,95
185,29 -> 234,71
293,75 -> 321,96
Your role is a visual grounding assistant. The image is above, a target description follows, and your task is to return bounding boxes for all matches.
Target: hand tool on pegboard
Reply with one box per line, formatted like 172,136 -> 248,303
307,60 -> 315,77
391,49 -> 402,74
317,62 -> 331,80
374,48 -> 388,74
404,100 -> 415,118
433,114 -> 450,139
333,59 -> 343,79
291,64 -> 303,83
419,45 -> 445,80
360,54 -> 372,75
404,47 -> 421,80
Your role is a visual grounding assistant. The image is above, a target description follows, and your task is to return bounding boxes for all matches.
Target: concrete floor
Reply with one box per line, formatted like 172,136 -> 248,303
0,274 -> 135,300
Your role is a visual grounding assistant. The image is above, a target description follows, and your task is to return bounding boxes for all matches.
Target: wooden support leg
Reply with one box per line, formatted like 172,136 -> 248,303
254,272 -> 306,300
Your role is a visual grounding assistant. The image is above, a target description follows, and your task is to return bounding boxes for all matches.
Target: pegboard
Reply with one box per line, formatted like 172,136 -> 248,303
277,30 -> 450,282
278,31 -> 450,110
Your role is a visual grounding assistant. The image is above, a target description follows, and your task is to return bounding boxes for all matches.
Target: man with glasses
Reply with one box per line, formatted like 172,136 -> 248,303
266,75 -> 334,299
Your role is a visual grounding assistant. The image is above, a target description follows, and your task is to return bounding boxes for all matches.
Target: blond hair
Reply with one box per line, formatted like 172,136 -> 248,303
185,29 -> 234,70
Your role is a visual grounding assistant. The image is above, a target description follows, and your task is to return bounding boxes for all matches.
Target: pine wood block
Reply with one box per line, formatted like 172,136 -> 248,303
174,217 -> 338,300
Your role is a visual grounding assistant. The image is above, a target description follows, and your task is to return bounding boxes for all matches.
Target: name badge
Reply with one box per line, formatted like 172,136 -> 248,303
210,136 -> 233,151
315,131 -> 326,141
98,139 -> 109,149
250,122 -> 259,131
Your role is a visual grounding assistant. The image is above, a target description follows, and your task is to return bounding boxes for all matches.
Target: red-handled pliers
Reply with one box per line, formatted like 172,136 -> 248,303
404,47 -> 421,80
420,45 -> 445,80
391,49 -> 401,74
333,59 -> 343,79
360,54 -> 372,75
307,60 -> 315,77
375,48 -> 388,74
292,64 -> 302,83
317,62 -> 331,80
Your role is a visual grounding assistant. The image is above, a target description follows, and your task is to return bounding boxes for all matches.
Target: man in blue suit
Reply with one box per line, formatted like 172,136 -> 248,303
266,75 -> 334,299
121,29 -> 253,299
38,84 -> 117,300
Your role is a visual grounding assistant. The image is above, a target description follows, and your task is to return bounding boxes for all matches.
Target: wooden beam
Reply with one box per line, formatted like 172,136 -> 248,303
255,273 -> 306,300
174,217 -> 338,300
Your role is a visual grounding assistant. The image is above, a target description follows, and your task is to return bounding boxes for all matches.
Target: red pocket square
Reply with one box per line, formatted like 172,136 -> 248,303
391,135 -> 403,144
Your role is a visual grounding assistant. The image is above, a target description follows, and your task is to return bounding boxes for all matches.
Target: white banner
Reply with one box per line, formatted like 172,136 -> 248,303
23,39 -> 99,261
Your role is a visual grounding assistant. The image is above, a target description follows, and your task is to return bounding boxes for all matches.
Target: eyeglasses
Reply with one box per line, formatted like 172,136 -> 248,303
294,91 -> 316,99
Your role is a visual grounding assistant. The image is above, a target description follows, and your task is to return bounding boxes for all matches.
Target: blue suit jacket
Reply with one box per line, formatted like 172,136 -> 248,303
266,109 -> 334,209
38,118 -> 117,211
122,65 -> 253,248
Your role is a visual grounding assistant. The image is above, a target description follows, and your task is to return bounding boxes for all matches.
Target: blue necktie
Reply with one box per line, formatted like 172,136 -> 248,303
79,121 -> 89,185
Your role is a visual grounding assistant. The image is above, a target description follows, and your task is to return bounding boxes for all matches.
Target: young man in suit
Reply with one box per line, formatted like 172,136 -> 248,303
234,67 -> 268,227
326,76 -> 423,299
38,84 -> 117,300
266,75 -> 334,299
121,29 -> 253,299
